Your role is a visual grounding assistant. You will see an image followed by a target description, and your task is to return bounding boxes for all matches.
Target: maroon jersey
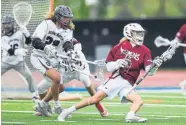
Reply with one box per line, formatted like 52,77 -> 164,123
106,39 -> 152,85
176,24 -> 186,53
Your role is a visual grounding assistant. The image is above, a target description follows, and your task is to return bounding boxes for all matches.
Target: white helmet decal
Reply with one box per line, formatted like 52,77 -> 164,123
123,23 -> 145,45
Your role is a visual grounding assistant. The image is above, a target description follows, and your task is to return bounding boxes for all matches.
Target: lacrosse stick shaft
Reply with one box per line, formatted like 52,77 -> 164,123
57,54 -> 97,65
128,64 -> 156,93
60,62 -> 94,78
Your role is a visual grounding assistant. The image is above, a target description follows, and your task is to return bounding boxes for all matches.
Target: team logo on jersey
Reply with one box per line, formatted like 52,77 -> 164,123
48,31 -> 63,40
120,47 -> 140,60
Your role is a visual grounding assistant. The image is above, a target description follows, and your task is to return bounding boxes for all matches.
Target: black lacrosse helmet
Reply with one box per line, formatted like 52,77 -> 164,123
2,15 -> 14,36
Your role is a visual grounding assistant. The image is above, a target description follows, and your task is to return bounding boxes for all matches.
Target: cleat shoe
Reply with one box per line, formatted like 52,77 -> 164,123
46,103 -> 52,114
35,101 -> 52,117
53,106 -> 72,118
53,106 -> 63,115
125,114 -> 147,123
58,109 -> 70,121
95,103 -> 109,117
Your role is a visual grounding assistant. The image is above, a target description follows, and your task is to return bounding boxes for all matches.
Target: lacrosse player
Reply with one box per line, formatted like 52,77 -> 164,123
31,5 -> 107,117
34,37 -> 108,117
59,38 -> 108,117
31,5 -> 74,116
1,15 -> 37,98
58,23 -> 169,123
171,24 -> 186,95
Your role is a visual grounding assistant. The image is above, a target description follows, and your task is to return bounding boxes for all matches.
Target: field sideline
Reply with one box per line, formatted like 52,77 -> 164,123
1,92 -> 186,125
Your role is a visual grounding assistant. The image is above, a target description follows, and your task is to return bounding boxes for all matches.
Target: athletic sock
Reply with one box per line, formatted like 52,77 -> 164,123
127,111 -> 135,116
54,101 -> 61,107
68,105 -> 76,113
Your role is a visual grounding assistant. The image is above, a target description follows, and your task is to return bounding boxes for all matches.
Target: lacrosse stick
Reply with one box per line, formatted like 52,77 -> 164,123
56,54 -> 106,67
59,62 -> 104,83
154,36 -> 186,47
13,2 -> 32,28
127,45 -> 176,93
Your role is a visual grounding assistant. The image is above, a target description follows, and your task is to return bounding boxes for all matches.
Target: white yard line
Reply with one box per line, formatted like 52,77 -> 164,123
166,116 -> 186,118
141,95 -> 186,99
2,100 -> 186,107
2,110 -> 186,116
2,110 -> 34,113
1,122 -> 25,124
40,120 -> 76,122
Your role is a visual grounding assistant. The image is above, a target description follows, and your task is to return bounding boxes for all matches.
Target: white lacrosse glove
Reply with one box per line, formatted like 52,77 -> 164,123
170,38 -> 180,49
20,27 -> 30,37
73,61 -> 85,70
14,48 -> 28,56
49,57 -> 59,68
152,56 -> 163,67
163,53 -> 174,62
44,44 -> 57,58
116,58 -> 131,69
67,50 -> 77,60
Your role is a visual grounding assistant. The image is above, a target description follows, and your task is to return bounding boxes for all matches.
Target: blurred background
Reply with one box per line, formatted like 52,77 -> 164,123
1,0 -> 186,99
53,0 -> 186,69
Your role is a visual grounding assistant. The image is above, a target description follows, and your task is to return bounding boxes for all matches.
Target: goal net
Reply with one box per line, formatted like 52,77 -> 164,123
1,0 -> 54,99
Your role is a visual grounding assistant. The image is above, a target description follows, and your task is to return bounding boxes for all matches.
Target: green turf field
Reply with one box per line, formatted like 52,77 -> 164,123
1,92 -> 186,125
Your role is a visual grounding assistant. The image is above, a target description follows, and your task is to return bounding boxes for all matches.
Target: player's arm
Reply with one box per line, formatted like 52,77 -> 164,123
174,24 -> 186,63
175,24 -> 186,42
20,27 -> 31,45
32,20 -> 47,50
63,40 -> 74,52
171,24 -> 186,47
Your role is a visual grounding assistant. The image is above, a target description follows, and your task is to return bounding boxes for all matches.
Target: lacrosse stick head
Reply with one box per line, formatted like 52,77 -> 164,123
94,72 -> 105,83
13,2 -> 32,28
154,36 -> 170,47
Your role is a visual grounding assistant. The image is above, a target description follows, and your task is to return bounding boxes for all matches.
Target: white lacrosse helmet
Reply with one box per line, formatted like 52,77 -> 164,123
123,23 -> 145,45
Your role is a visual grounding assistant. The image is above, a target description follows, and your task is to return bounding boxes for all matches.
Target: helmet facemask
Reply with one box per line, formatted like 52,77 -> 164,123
58,16 -> 72,29
131,30 -> 145,45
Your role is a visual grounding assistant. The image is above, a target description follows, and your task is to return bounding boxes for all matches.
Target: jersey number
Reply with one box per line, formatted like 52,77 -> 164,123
45,36 -> 60,46
10,44 -> 18,50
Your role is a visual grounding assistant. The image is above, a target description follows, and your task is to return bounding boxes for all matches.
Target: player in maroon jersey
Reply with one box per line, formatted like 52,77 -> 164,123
171,24 -> 186,95
58,23 -> 163,123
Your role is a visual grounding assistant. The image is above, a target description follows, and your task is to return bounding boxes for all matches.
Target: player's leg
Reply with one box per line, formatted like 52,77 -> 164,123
30,55 -> 61,116
35,77 -> 65,115
120,81 -> 147,123
58,75 -> 121,121
58,90 -> 107,121
179,79 -> 186,95
42,84 -> 65,115
78,72 -> 108,117
13,61 -> 38,98
1,62 -> 12,91
1,62 -> 12,75
125,91 -> 147,123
